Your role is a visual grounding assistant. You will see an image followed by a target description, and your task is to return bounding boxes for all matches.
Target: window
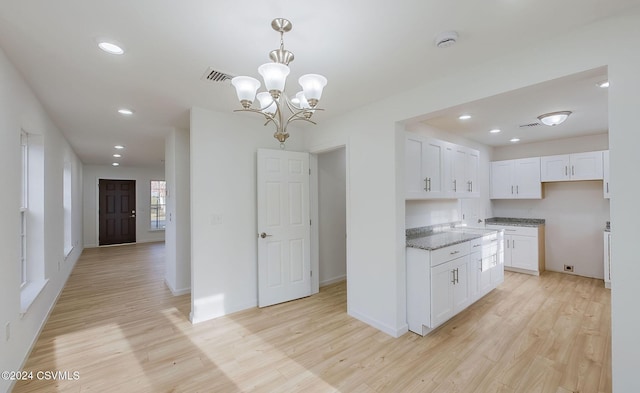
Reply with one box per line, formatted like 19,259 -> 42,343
20,131 -> 28,288
63,161 -> 72,256
150,180 -> 166,230
20,131 -> 48,313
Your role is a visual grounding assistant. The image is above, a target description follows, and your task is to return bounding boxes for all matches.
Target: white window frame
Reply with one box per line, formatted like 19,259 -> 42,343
20,131 -> 28,288
150,180 -> 166,230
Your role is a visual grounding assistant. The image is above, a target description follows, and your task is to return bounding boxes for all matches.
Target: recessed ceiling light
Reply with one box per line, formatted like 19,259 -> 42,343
598,81 -> 610,88
114,145 -> 125,149
458,114 -> 471,120
113,153 -> 122,158
489,129 -> 501,134
112,162 -> 120,166
510,138 -> 520,143
98,41 -> 125,55
118,108 -> 134,115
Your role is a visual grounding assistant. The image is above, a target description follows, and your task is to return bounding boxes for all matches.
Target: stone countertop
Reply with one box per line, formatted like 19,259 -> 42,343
406,228 -> 498,251
484,217 -> 545,227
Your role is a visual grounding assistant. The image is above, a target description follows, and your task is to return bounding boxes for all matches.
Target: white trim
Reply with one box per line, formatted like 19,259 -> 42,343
320,275 -> 346,287
164,279 -> 191,296
191,298 -> 256,324
348,308 -> 408,338
19,279 -> 49,315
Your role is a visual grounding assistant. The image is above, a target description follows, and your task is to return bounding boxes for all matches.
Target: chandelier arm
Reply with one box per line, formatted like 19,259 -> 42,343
233,108 -> 281,128
286,116 -> 317,126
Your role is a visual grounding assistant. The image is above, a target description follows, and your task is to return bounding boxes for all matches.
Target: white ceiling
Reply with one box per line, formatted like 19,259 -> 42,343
0,1 -> 637,167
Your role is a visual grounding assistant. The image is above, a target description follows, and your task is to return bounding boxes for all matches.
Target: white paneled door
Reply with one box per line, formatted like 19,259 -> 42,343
257,149 -> 311,307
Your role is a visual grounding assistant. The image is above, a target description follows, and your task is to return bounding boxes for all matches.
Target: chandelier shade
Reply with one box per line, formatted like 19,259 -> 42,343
298,74 -> 327,106
230,18 -> 327,148
231,76 -> 261,108
258,63 -> 290,96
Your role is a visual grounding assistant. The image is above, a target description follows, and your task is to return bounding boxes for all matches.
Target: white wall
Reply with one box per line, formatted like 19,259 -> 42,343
0,47 -> 83,393
189,107 -> 307,323
82,164 -> 165,247
492,134 -> 610,278
318,148 -> 347,286
304,10 -> 640,391
165,129 -> 191,295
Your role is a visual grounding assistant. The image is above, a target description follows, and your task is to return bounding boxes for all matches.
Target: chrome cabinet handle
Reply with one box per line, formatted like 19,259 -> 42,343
453,179 -> 457,192
455,268 -> 459,284
511,185 -> 514,194
424,177 -> 429,192
572,166 -> 575,176
473,244 -> 481,248
565,166 -> 568,176
516,185 -> 519,194
606,182 -> 609,193
450,250 -> 460,255
451,270 -> 456,284
259,232 -> 272,238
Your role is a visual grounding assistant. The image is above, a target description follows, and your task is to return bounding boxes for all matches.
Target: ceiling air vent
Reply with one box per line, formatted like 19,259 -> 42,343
519,122 -> 541,128
201,67 -> 234,83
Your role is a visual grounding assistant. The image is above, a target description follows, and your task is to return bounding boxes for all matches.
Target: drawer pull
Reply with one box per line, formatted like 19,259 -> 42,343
473,244 -> 481,248
450,250 -> 460,255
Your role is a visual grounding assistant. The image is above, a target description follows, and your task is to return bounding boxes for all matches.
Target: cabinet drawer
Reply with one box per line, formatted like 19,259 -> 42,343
487,224 -> 538,237
431,242 -> 469,267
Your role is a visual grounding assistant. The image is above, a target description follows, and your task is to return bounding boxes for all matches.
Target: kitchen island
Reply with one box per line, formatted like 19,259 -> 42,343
406,225 -> 504,336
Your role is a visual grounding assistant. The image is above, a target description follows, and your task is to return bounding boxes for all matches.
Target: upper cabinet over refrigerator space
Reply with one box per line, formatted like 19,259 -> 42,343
405,133 -> 479,200
540,151 -> 604,182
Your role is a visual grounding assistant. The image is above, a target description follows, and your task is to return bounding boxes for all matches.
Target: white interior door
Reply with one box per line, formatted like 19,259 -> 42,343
257,148 -> 311,307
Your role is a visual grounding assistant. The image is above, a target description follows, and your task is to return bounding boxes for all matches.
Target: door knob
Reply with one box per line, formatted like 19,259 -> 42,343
259,232 -> 272,239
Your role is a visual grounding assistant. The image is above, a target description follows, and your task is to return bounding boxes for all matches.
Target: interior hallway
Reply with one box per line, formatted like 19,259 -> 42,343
14,243 -> 611,392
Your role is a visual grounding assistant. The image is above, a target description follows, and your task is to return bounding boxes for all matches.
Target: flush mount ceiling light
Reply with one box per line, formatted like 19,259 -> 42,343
458,114 -> 471,120
118,108 -> 134,115
537,111 -> 572,126
230,18 -> 328,148
97,41 -> 125,55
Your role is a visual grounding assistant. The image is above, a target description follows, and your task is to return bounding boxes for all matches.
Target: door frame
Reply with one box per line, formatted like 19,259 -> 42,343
96,177 -> 137,246
309,141 -> 350,296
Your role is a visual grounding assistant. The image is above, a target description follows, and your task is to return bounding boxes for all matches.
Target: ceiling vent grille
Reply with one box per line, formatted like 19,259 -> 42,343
519,122 -> 541,128
201,67 -> 234,83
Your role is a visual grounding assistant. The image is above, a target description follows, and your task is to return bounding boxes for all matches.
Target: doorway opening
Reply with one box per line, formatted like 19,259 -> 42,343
99,179 -> 137,246
316,147 -> 347,288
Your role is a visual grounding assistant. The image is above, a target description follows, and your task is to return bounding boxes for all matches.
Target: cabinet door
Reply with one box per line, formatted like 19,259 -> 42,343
510,235 -> 538,270
503,235 -> 513,267
430,262 -> 454,327
490,161 -> 514,199
570,151 -> 603,180
515,157 -> 542,199
452,147 -> 467,196
490,254 -> 504,285
540,155 -> 570,182
423,139 -> 445,196
452,256 -> 470,312
405,136 -> 427,198
472,252 -> 492,298
465,148 -> 480,197
603,150 -> 610,198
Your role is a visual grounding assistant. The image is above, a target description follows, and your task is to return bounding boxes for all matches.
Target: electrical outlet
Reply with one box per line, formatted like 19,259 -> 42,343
5,322 -> 10,341
564,265 -> 574,272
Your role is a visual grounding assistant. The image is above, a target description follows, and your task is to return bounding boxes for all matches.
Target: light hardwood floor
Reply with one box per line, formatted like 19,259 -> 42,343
14,243 -> 611,393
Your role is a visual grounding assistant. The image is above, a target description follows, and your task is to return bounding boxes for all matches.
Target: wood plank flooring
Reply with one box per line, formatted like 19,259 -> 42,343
14,243 -> 611,393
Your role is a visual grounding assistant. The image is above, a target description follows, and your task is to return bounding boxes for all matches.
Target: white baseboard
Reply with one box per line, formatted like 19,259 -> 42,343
348,308 -> 408,338
164,279 -> 190,296
191,297 -> 256,324
320,274 -> 346,287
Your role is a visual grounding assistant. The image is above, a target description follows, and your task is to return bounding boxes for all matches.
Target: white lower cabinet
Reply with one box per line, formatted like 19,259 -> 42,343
407,231 -> 504,336
486,224 -> 545,275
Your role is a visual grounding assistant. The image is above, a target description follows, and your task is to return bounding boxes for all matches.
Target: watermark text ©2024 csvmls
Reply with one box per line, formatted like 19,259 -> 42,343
2,370 -> 80,381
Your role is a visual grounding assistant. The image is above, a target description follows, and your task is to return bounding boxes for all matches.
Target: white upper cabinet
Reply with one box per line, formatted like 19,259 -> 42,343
603,150 -> 610,198
405,133 -> 479,199
490,157 -> 542,199
540,151 -> 603,182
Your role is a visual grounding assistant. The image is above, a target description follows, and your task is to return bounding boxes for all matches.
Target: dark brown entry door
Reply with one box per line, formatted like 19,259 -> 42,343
99,179 -> 136,245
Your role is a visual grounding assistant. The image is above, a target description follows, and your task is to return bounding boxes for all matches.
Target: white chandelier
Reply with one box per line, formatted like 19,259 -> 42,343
231,18 -> 327,148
